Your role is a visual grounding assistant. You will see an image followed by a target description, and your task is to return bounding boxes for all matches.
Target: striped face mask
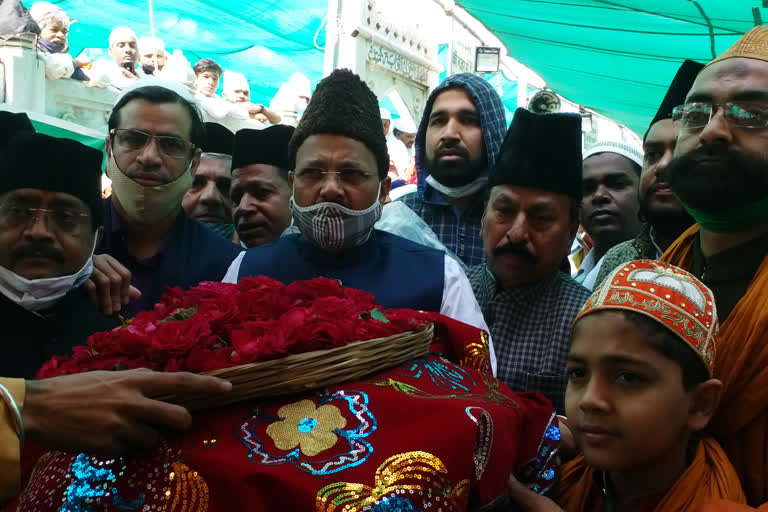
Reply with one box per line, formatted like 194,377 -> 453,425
289,183 -> 382,251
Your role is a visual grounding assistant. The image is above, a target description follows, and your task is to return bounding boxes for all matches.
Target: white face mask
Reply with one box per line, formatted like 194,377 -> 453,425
290,183 -> 383,250
426,175 -> 488,199
106,153 -> 194,224
0,236 -> 97,313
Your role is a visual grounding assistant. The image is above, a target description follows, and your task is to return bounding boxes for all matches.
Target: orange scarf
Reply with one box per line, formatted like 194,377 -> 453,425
663,225 -> 768,505
555,437 -> 745,511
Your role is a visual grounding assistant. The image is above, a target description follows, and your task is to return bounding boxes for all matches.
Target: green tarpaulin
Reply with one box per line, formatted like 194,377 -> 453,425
456,1 -> 764,134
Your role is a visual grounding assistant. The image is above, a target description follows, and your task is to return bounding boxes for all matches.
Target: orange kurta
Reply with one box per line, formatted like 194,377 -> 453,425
663,225 -> 768,505
555,437 -> 745,512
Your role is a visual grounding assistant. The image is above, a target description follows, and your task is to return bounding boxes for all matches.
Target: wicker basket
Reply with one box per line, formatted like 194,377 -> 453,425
162,323 -> 434,411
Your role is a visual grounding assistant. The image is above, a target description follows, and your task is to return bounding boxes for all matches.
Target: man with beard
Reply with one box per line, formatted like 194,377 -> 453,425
99,81 -> 241,316
594,60 -> 702,286
467,108 -> 590,413
229,125 -> 294,248
137,36 -> 166,76
659,26 -> 768,506
575,141 -> 644,289
91,27 -> 139,90
181,122 -> 237,241
224,69 -> 494,369
398,73 -> 507,267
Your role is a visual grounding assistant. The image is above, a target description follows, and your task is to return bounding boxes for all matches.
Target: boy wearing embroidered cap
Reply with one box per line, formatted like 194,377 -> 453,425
576,141 -> 644,289
508,259 -> 745,511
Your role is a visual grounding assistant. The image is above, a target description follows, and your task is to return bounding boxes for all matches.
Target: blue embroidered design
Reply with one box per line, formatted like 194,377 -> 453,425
237,390 -> 377,475
60,454 -> 117,512
111,488 -> 146,510
370,496 -> 419,511
397,358 -> 475,392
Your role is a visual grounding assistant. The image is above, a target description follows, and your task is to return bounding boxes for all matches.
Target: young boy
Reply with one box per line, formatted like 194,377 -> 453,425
508,259 -> 745,511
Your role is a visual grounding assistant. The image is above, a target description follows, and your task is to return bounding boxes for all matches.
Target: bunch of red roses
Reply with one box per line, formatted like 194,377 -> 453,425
37,277 -> 426,379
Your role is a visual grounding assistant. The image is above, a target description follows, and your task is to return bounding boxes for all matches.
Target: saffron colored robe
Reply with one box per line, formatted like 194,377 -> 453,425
555,438 -> 745,511
663,225 -> 768,505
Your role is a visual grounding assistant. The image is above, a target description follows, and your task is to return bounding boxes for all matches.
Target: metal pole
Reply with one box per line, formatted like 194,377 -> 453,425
148,0 -> 156,38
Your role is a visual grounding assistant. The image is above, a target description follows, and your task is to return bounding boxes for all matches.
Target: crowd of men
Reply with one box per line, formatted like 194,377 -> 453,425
27,1 -> 311,129
2,3 -> 768,510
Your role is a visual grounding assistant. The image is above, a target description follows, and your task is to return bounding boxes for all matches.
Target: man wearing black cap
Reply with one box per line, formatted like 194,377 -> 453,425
398,73 -> 508,267
594,60 -> 701,286
224,69 -> 493,368
230,125 -> 295,248
181,122 -> 237,241
99,81 -> 241,315
0,131 -> 119,378
467,108 -> 591,412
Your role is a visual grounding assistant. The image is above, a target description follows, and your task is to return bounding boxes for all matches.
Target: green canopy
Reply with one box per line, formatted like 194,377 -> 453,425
23,0 -> 326,105
456,1 -> 763,134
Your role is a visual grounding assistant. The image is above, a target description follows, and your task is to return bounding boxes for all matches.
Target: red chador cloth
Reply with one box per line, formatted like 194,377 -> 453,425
10,314 -> 559,511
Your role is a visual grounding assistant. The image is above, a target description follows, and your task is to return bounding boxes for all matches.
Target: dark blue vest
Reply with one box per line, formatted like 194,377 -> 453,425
236,230 -> 445,312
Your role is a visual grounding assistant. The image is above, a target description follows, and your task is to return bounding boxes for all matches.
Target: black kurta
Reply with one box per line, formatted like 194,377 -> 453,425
0,290 -> 120,379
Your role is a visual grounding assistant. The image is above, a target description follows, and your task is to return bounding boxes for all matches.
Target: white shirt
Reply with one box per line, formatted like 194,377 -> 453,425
223,250 -> 497,375
387,137 -> 410,177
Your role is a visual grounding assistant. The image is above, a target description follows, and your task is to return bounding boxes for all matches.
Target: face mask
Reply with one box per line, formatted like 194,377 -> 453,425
290,184 -> 383,250
106,153 -> 193,224
38,38 -> 66,54
0,237 -> 96,313
682,196 -> 768,234
426,175 -> 488,199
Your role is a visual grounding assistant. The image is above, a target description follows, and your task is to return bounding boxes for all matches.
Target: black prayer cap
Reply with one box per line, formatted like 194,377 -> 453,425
490,107 -> 583,200
288,69 -> 389,179
200,122 -> 234,156
0,110 -> 35,148
232,124 -> 295,171
645,59 -> 705,139
0,132 -> 104,228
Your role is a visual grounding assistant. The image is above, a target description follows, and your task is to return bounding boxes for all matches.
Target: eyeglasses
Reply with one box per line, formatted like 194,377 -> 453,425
672,102 -> 768,130
291,168 -> 375,187
110,128 -> 194,159
0,204 -> 90,234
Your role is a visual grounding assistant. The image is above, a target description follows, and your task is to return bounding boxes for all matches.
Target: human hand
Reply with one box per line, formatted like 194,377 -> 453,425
22,370 -> 232,456
74,55 -> 91,67
120,68 -> 138,80
85,254 -> 141,315
507,475 -> 564,511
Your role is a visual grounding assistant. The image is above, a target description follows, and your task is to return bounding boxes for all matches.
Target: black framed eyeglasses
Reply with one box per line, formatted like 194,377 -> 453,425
672,102 -> 768,130
110,128 -> 194,159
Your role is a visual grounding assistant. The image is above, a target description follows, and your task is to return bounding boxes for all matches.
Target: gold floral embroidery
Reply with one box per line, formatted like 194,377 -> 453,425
266,399 -> 347,456
316,451 -> 470,512
162,462 -> 209,512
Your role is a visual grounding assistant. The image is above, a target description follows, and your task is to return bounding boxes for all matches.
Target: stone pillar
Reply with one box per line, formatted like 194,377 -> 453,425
0,35 -> 46,113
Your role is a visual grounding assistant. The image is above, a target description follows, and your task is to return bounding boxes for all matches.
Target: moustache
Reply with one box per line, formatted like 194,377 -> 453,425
668,142 -> 768,212
493,242 -> 537,264
11,242 -> 66,265
436,144 -> 470,160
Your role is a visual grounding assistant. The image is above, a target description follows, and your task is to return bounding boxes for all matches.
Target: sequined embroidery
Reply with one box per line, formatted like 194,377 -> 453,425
395,358 -> 476,392
162,462 -> 210,512
266,400 -> 348,456
461,330 -> 491,374
465,407 -> 494,481
516,413 -> 561,494
374,372 -> 519,409
15,444 -> 208,512
238,390 -> 377,475
315,451 -> 470,512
